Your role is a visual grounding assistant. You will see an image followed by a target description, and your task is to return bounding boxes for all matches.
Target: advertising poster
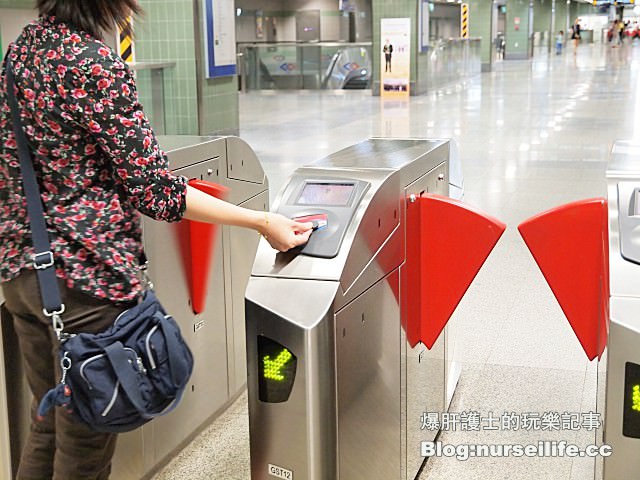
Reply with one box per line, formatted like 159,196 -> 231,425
380,17 -> 411,98
419,0 -> 430,53
204,0 -> 237,78
256,10 -> 264,39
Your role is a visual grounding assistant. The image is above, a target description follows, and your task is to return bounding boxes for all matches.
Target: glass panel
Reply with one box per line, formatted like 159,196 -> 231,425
238,42 -> 372,91
238,39 -> 482,93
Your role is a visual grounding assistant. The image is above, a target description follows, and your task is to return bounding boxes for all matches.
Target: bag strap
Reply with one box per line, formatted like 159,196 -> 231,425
5,57 -> 66,333
104,341 -> 184,419
154,312 -> 192,384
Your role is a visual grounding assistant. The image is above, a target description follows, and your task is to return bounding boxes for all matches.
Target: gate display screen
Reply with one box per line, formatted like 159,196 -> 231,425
297,182 -> 355,206
623,362 -> 640,438
258,336 -> 297,403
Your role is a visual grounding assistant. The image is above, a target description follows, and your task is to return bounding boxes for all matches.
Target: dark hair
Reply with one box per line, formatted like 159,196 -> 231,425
36,0 -> 142,39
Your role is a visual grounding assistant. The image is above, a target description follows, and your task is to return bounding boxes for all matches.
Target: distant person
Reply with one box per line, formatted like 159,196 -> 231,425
383,40 -> 393,73
556,30 -> 564,55
612,19 -> 623,47
608,20 -> 615,44
571,19 -> 581,55
495,34 -> 505,60
618,19 -> 625,45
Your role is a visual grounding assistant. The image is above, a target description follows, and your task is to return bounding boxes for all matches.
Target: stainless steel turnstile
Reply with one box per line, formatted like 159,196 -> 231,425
0,136 -> 268,480
603,141 -> 640,480
245,139 -> 461,480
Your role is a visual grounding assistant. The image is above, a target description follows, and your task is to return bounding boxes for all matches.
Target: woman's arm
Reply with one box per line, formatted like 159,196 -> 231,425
184,185 -> 313,251
66,44 -> 187,222
66,43 -> 312,251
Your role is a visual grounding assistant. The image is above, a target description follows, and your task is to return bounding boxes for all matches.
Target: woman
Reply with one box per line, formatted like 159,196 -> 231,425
0,1 -> 312,478
571,18 -> 581,55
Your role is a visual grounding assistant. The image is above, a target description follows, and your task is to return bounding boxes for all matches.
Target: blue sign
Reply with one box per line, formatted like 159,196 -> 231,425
204,0 -> 237,78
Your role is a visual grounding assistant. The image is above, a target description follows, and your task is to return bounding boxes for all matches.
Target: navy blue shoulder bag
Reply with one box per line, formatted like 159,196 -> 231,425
5,57 -> 194,433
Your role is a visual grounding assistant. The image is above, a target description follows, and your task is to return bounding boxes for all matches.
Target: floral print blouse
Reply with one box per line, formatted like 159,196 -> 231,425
0,16 -> 188,303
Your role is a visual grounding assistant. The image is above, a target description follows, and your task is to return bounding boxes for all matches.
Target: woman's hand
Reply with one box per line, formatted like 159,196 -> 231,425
260,213 -> 313,252
183,186 -> 312,251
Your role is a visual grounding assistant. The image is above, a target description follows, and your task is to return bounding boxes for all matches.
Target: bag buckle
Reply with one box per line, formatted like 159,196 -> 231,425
43,305 -> 66,340
60,352 -> 71,384
139,260 -> 154,290
33,251 -> 54,270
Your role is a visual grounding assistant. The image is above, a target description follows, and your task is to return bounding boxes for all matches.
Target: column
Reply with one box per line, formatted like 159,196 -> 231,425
371,0 -> 418,95
533,0 -> 552,50
505,0 -> 533,59
469,0 -> 495,72
550,0 -> 556,53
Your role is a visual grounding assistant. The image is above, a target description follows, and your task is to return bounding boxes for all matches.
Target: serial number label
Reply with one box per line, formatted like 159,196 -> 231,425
268,464 -> 293,479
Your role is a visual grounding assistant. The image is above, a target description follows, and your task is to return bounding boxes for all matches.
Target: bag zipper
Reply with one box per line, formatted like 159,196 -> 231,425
101,380 -> 120,417
80,347 -> 144,388
145,325 -> 160,370
113,308 -> 130,327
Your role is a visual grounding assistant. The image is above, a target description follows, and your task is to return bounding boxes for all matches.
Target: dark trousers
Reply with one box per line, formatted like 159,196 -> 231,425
1,269 -> 132,480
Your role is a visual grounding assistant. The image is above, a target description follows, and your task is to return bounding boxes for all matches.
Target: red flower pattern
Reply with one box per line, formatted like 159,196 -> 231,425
0,16 -> 187,302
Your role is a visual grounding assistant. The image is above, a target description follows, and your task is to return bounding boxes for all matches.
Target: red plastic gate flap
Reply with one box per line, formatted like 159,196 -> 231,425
177,179 -> 229,314
402,194 -> 506,349
517,198 -> 609,361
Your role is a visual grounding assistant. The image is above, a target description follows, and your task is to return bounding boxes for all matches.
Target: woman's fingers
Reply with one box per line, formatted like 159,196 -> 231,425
264,216 -> 315,252
291,228 -> 313,247
293,221 -> 314,233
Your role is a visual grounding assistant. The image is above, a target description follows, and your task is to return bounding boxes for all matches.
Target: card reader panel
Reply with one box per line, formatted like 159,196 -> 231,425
277,178 -> 370,258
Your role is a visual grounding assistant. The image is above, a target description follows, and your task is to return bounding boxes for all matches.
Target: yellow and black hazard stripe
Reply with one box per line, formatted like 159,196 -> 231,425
119,18 -> 134,63
461,4 -> 469,39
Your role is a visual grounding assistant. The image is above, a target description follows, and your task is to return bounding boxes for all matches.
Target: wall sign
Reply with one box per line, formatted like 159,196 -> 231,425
256,10 -> 264,39
461,4 -> 469,38
204,0 -> 237,78
419,0 -> 430,53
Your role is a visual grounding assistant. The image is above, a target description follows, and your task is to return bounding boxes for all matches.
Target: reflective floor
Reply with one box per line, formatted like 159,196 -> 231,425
154,41 -> 640,480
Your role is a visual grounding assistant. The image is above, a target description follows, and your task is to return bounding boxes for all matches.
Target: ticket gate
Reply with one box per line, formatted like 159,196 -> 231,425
0,136 -> 268,479
601,142 -> 640,480
245,138 -> 505,480
518,141 -> 640,480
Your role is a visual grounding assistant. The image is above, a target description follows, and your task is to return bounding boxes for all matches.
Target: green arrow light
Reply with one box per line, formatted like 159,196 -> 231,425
263,348 -> 292,381
633,385 -> 640,412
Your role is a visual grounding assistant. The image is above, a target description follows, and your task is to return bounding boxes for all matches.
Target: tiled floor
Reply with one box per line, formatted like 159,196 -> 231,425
153,41 -> 640,480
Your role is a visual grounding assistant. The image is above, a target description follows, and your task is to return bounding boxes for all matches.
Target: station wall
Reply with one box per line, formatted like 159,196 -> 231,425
430,4 -> 462,40
532,0 -> 573,45
0,0 -> 32,7
533,0 -> 552,35
469,0 -> 494,70
0,7 -> 37,58
505,0 -> 532,59
0,1 -> 239,136
235,0 -> 372,43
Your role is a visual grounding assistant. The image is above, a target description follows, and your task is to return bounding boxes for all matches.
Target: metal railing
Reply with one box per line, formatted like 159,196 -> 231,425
237,42 -> 372,91
237,39 -> 480,93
